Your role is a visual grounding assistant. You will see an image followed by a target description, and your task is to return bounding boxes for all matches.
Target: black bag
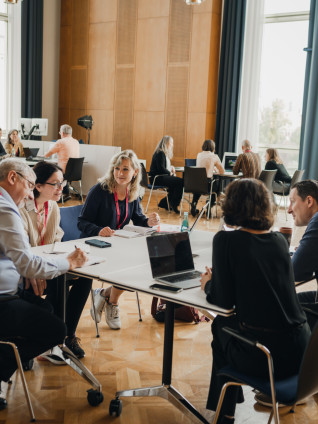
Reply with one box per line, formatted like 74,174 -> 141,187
151,297 -> 210,324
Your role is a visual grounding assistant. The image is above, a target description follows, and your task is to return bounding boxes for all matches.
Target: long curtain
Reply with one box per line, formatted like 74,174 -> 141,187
214,0 -> 247,159
21,0 -> 43,119
299,0 -> 318,180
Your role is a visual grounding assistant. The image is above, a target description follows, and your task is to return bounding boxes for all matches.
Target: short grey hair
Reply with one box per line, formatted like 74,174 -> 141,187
60,124 -> 72,136
242,139 -> 252,149
0,158 -> 35,182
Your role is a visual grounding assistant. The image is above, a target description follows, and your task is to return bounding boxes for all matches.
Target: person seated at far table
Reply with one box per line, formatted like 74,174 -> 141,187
190,139 -> 224,217
149,135 -> 183,214
4,129 -> 24,157
200,178 -> 310,424
20,161 -> 92,361
78,149 -> 160,330
265,148 -> 291,194
232,139 -> 261,178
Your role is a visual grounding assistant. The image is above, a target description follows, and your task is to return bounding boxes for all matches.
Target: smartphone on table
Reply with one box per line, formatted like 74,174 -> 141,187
150,283 -> 183,293
85,239 -> 112,248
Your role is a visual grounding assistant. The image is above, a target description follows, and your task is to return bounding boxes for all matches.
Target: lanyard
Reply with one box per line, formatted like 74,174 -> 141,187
34,199 -> 49,245
114,189 -> 128,229
245,149 -> 251,153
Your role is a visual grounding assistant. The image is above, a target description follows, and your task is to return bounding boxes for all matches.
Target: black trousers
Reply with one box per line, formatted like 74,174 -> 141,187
152,175 -> 183,207
192,179 -> 221,205
298,291 -> 318,331
45,275 -> 92,337
207,315 -> 310,419
0,289 -> 66,382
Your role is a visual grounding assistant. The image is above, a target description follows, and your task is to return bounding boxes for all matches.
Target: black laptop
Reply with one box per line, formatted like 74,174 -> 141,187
24,147 -> 40,160
146,232 -> 202,289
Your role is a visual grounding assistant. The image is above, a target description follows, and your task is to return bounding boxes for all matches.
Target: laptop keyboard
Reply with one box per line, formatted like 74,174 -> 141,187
163,270 -> 201,283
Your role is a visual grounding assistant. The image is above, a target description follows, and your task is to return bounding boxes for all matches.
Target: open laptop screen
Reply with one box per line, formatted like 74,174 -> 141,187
223,154 -> 238,172
147,232 -> 194,278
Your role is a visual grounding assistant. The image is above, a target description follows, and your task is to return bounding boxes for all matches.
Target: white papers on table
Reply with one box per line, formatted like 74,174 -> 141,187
157,224 -> 180,233
115,225 -> 157,238
43,242 -> 90,254
75,255 -> 105,268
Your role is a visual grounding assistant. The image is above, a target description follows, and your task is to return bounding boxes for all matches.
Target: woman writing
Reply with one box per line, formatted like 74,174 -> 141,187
200,179 -> 310,424
78,149 -> 159,330
149,135 -> 183,213
20,161 -> 92,361
265,148 -> 291,193
5,129 -> 24,157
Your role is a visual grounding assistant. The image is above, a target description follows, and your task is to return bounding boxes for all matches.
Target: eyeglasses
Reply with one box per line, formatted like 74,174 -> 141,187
45,180 -> 67,189
16,172 -> 35,190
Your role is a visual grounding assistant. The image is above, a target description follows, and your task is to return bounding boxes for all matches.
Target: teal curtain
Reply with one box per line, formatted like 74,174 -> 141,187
299,0 -> 318,179
214,0 -> 247,160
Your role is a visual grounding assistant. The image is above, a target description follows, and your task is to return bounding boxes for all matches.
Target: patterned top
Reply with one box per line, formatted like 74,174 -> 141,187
233,151 -> 261,178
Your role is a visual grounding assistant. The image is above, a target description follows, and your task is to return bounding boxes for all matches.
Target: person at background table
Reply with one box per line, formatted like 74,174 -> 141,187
44,124 -> 80,201
4,129 -> 24,158
0,159 -> 87,409
200,179 -> 310,424
0,128 -> 7,157
78,149 -> 159,330
190,139 -> 224,217
149,135 -> 183,214
20,161 -> 91,361
265,148 -> 291,194
232,139 -> 261,178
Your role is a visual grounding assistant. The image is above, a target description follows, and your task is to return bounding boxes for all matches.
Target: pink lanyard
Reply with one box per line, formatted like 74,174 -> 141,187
114,189 -> 128,229
34,199 -> 49,246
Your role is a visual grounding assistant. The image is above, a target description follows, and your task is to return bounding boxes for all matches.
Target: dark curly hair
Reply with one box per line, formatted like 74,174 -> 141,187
222,178 -> 275,230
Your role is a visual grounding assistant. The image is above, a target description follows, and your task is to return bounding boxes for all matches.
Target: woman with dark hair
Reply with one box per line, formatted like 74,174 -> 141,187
149,135 -> 183,213
191,139 -> 224,216
265,148 -> 291,194
4,129 -> 24,157
20,161 -> 92,361
200,179 -> 310,424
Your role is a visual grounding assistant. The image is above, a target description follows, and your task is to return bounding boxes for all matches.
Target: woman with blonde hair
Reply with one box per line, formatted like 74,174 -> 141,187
78,149 -> 160,330
265,148 -> 291,193
4,129 -> 24,157
149,135 -> 183,213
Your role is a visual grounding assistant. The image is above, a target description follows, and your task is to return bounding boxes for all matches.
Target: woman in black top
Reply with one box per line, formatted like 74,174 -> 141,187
200,179 -> 310,424
149,135 -> 183,213
265,148 -> 291,194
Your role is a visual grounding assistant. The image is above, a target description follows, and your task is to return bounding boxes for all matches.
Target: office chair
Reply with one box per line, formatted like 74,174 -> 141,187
184,158 -> 196,167
140,163 -> 170,214
212,324 -> 318,424
258,170 -> 277,192
59,205 -> 142,337
63,157 -> 85,205
0,295 -> 35,422
274,170 -> 304,220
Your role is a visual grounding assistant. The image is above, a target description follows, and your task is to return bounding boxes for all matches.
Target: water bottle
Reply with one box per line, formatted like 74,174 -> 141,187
181,211 -> 189,232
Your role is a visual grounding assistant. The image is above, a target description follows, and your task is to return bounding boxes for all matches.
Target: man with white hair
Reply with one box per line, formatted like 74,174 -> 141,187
232,139 -> 261,178
0,158 -> 87,409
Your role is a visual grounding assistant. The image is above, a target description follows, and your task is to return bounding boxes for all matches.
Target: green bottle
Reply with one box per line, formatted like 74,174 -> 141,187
181,211 -> 189,232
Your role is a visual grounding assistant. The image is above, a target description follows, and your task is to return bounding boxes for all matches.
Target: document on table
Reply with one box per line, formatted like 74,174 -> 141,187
115,225 -> 157,238
43,242 -> 90,254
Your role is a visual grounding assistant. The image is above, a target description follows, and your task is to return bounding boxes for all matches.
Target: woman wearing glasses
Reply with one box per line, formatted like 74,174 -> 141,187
20,161 -> 91,362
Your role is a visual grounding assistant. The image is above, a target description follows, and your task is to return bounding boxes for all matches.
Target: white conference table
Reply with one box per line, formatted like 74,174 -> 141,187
34,230 -> 233,422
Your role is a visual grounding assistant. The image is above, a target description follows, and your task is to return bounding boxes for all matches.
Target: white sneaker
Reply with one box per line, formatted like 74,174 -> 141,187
105,301 -> 121,330
90,288 -> 107,323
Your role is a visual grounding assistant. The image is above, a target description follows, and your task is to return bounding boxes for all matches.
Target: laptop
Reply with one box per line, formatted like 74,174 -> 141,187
146,232 -> 202,289
222,152 -> 238,172
24,147 -> 40,160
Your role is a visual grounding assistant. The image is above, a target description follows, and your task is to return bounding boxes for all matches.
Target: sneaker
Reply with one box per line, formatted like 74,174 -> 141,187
105,301 -> 121,330
0,382 -> 7,410
65,336 -> 85,359
22,358 -> 34,371
90,288 -> 107,323
38,353 -> 66,365
254,392 -> 309,408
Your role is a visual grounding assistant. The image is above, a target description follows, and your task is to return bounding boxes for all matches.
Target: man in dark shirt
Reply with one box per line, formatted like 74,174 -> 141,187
232,139 -> 261,178
288,180 -> 318,328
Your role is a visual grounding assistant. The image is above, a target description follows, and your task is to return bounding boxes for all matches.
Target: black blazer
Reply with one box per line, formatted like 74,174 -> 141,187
149,150 -> 170,182
265,160 -> 291,183
0,142 -> 6,156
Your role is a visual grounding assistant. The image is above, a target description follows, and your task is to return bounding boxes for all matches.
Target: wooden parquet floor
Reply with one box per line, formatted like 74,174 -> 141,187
1,193 -> 318,424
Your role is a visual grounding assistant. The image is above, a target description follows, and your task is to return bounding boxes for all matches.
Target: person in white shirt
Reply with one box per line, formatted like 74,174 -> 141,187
191,139 -> 224,217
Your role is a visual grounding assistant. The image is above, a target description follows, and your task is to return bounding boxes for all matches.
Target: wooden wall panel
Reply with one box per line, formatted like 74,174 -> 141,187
70,69 -> 87,110
168,0 -> 192,63
135,17 -> 169,112
69,109 -> 87,142
60,0 -> 73,26
89,0 -> 117,23
138,0 -> 170,19
58,108 -> 70,132
192,0 -> 212,14
117,0 -> 137,65
89,109 -> 114,145
59,26 -> 72,110
186,113 -> 207,159
71,0 -> 89,66
87,22 -> 116,110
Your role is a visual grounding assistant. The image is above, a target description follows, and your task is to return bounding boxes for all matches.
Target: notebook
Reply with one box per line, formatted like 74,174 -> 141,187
146,232 -> 202,289
24,147 -> 40,160
222,152 -> 238,172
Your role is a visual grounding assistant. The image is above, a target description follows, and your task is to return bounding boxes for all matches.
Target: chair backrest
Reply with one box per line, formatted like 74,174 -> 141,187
140,163 -> 149,188
291,169 -> 304,187
64,157 -> 85,182
185,158 -> 196,167
183,166 -> 209,194
296,323 -> 318,401
59,205 -> 83,241
258,170 -> 277,191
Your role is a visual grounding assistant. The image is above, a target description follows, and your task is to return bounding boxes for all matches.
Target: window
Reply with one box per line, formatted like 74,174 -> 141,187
0,4 -> 8,133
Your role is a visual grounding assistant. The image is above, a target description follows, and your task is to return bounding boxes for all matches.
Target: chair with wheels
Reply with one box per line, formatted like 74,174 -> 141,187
185,158 -> 196,167
274,170 -> 304,220
258,170 -> 277,192
63,157 -> 85,205
0,295 -> 35,422
212,324 -> 318,424
140,163 -> 170,214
